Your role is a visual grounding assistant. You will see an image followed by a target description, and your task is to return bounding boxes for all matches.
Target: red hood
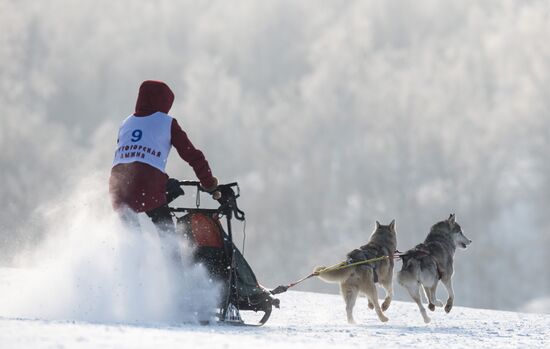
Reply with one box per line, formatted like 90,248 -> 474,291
134,80 -> 175,116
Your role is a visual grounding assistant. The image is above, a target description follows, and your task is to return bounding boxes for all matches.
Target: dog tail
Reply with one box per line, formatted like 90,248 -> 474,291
397,255 -> 420,286
399,254 -> 415,271
314,266 -> 354,283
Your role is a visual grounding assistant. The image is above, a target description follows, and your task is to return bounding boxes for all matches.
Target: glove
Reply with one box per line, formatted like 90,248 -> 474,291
211,190 -> 222,200
165,178 -> 184,203
201,176 -> 221,200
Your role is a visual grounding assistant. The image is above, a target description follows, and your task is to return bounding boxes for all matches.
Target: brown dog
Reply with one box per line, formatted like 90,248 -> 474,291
315,220 -> 397,323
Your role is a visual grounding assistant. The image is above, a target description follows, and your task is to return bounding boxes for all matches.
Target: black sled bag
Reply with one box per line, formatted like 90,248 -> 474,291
177,212 -> 274,314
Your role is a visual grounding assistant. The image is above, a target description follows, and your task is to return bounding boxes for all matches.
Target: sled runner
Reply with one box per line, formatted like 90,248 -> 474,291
167,180 -> 279,326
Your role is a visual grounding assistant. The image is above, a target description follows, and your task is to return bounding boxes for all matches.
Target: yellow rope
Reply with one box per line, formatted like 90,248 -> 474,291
270,255 -> 390,295
313,255 -> 389,275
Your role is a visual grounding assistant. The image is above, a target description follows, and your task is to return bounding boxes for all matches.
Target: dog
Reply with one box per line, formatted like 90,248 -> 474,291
315,220 -> 397,324
397,214 -> 471,323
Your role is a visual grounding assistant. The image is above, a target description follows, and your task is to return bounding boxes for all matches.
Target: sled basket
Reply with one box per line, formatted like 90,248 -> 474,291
176,210 -> 278,325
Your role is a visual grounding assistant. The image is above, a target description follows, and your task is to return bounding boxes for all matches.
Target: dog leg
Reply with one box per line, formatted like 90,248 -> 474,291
379,276 -> 393,311
424,284 -> 443,311
441,277 -> 454,313
340,283 -> 359,324
420,284 -> 428,304
364,279 -> 388,322
431,283 -> 444,308
405,283 -> 431,323
423,286 -> 435,311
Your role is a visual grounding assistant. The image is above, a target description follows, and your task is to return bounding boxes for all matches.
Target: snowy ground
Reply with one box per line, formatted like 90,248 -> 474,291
1,285 -> 548,349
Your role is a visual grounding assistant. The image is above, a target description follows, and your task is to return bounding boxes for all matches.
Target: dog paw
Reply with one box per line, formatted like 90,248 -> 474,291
368,302 -> 374,310
381,300 -> 391,311
445,303 -> 453,313
379,315 -> 389,322
428,303 -> 435,312
423,316 -> 431,324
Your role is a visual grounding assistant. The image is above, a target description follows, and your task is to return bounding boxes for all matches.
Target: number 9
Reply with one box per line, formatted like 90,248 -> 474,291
131,129 -> 142,142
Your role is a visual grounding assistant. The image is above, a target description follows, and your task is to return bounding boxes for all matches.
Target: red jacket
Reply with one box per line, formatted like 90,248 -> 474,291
109,80 -> 216,213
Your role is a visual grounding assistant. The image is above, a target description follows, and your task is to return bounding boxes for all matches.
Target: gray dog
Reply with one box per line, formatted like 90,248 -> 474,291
315,220 -> 397,323
397,214 -> 471,323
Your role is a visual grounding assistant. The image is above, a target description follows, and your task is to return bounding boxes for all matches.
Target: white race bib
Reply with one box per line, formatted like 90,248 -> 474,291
112,112 -> 172,172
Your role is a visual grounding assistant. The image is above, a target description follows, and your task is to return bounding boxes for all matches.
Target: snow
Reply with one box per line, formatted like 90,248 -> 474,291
0,274 -> 548,349
0,182 -> 547,348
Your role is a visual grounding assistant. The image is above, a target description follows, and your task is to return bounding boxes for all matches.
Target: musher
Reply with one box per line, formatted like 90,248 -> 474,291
109,80 -> 218,233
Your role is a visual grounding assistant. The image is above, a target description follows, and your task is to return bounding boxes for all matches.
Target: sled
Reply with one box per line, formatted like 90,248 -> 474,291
167,180 -> 279,326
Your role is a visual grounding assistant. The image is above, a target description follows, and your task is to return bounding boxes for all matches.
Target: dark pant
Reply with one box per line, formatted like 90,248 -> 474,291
146,204 -> 175,235
146,204 -> 181,263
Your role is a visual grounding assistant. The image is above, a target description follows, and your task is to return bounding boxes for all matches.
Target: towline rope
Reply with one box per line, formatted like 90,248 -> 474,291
270,255 -> 390,295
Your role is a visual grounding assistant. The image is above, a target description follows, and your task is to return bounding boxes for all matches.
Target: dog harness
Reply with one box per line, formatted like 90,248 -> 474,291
348,245 -> 394,283
407,244 -> 443,280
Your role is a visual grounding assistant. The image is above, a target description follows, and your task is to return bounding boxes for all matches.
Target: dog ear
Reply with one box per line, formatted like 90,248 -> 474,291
375,221 -> 381,229
389,219 -> 396,230
448,213 -> 456,225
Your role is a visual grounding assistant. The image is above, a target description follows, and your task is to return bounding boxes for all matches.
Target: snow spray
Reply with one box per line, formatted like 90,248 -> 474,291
0,174 -> 221,325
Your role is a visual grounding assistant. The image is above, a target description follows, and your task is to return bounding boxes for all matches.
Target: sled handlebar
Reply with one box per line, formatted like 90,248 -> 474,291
173,180 -> 245,221
177,180 -> 239,191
